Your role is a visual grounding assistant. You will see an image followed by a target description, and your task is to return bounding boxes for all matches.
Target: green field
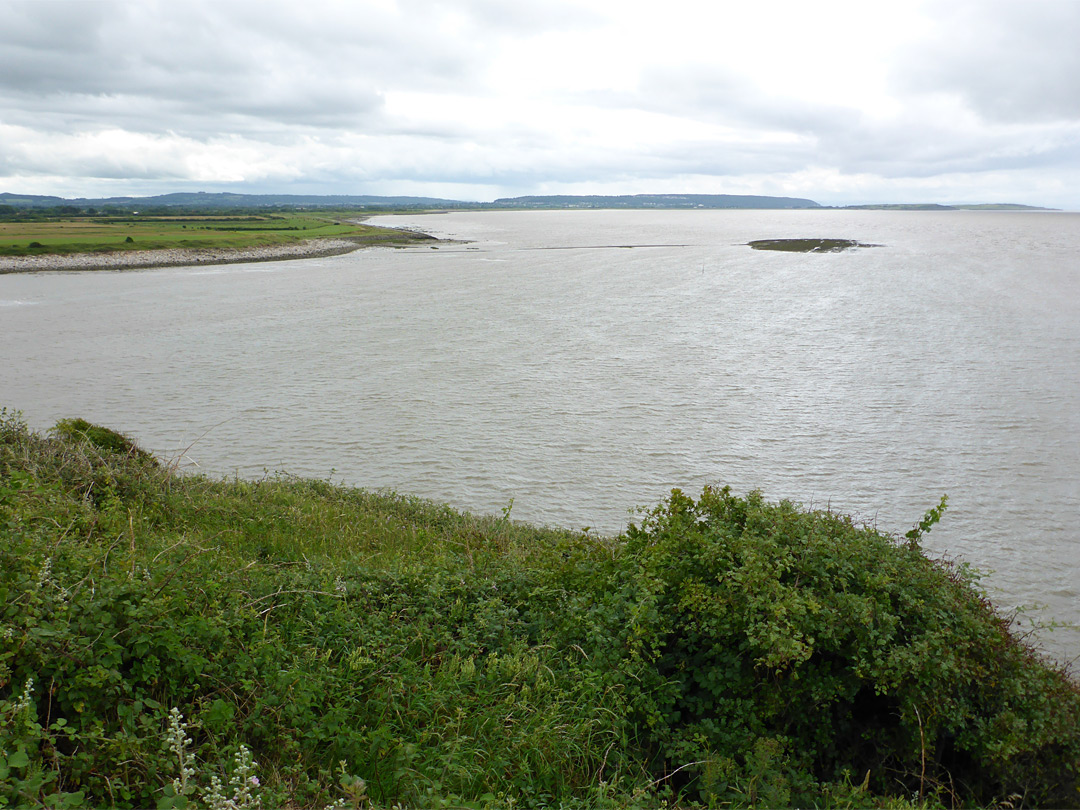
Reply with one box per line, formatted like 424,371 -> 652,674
2,412 -> 1079,808
0,212 -> 429,257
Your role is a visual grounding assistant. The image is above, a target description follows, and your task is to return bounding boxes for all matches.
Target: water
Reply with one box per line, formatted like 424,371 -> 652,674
2,209 -> 1078,662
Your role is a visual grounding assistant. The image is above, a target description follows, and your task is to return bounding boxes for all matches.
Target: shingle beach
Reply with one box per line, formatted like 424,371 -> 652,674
0,238 -> 364,273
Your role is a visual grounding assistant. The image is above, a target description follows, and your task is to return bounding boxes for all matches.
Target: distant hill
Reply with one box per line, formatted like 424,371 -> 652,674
952,203 -> 1058,211
0,193 -> 70,207
1,191 -> 1055,213
1,191 -> 821,212
842,202 -> 1056,211
492,193 -> 821,209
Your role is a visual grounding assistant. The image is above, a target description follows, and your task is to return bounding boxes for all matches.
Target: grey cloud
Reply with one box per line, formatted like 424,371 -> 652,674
1,1 -> 111,54
335,127 -> 812,190
0,0 -> 483,135
898,0 -> 1080,123
629,66 -> 851,135
595,58 -> 1080,183
398,0 -> 605,34
3,144 -> 189,182
811,110 -> 1080,179
641,142 -> 815,180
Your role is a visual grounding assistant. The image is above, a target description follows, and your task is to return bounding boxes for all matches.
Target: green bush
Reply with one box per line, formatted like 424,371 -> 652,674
556,486 -> 1080,806
51,417 -> 155,462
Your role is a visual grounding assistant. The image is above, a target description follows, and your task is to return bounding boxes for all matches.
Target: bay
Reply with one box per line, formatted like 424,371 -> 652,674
2,209 -> 1078,662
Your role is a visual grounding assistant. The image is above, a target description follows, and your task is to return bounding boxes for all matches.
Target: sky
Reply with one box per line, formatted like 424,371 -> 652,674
2,0 -> 1079,207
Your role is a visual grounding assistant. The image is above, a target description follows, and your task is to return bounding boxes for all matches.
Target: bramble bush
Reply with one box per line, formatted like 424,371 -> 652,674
545,486 -> 1080,806
1,409 -> 1078,808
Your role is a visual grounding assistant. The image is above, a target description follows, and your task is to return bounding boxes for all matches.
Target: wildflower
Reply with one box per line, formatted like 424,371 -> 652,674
204,744 -> 262,810
166,708 -> 196,795
37,558 -> 53,588
15,677 -> 34,715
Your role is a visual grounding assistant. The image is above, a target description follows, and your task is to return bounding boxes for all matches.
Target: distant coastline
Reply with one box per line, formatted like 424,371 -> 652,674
1,190 -> 1060,212
838,202 -> 1058,211
0,195 -> 1062,274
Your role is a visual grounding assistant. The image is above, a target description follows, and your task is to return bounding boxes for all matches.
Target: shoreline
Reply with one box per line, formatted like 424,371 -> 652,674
0,236 -> 377,274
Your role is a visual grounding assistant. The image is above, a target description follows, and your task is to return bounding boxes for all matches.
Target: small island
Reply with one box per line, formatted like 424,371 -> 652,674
748,238 -> 881,252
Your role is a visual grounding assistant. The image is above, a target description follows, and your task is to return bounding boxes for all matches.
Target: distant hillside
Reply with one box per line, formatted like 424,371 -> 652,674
0,193 -> 70,207
1,191 -> 821,212
843,202 -> 1056,211
2,191 -> 1054,214
953,203 -> 1058,211
493,193 -> 821,209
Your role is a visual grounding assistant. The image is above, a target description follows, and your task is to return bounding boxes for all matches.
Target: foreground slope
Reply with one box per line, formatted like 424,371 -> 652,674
1,412 -> 1077,808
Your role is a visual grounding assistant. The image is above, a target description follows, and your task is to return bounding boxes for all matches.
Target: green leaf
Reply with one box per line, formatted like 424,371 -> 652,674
204,698 -> 235,731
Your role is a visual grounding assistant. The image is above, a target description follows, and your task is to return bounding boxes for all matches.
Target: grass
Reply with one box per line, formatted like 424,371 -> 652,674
2,410 -> 1078,808
0,212 -> 432,257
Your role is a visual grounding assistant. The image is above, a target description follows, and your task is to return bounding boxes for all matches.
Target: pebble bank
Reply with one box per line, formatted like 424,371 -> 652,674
0,238 -> 364,273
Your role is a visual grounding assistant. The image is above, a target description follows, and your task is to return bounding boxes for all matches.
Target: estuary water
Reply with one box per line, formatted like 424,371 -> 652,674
2,209 -> 1078,662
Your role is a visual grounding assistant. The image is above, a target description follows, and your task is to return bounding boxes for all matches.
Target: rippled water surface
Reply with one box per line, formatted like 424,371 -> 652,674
3,209 -> 1078,660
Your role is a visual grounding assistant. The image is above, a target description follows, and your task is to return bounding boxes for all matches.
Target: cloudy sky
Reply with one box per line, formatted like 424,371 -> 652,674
2,0 -> 1079,207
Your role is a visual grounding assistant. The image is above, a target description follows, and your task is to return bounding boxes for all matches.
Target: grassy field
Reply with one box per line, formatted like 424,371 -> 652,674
2,412 -> 1079,808
0,212 -> 428,256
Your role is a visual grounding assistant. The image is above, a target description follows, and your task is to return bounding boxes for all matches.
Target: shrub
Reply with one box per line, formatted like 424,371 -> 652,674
51,417 -> 155,461
564,486 -> 1080,806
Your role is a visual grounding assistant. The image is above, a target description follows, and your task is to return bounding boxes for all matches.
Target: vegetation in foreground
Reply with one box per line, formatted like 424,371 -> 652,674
1,410 -> 1078,808
0,212 -> 431,258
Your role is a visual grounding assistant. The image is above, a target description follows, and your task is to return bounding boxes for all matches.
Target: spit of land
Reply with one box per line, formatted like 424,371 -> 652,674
0,212 -> 434,272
